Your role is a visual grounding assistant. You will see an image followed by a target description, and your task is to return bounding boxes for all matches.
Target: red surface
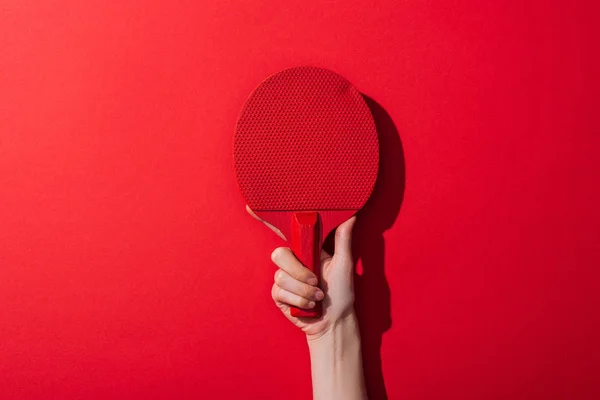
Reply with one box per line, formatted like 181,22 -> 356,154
1,1 -> 599,399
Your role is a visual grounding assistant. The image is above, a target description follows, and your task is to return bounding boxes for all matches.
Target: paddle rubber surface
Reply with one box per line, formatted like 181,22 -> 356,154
234,66 -> 378,212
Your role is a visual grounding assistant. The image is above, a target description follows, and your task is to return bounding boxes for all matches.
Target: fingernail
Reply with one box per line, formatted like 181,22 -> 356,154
314,291 -> 324,300
308,278 -> 318,286
308,301 -> 316,308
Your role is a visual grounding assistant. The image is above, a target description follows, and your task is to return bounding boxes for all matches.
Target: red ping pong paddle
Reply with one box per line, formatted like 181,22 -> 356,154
234,66 -> 379,318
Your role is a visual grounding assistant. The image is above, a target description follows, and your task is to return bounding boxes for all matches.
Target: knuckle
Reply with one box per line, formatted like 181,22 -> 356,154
271,284 -> 279,301
300,270 -> 315,283
298,297 -> 311,308
301,269 -> 312,279
271,247 -> 283,263
274,269 -> 285,285
301,285 -> 314,298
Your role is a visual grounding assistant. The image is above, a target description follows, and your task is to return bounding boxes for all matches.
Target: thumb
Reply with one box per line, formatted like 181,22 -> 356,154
334,216 -> 357,259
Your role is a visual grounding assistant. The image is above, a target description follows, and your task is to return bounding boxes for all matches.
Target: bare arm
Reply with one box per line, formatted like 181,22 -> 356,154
308,312 -> 367,400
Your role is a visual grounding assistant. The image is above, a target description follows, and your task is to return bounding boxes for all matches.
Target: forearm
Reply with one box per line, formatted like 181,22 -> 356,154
307,312 -> 368,400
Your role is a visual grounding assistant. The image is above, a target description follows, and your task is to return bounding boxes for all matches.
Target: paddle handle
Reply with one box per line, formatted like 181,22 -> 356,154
290,212 -> 322,318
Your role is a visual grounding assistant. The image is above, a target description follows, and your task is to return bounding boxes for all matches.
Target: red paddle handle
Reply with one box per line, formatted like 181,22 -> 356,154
290,212 -> 322,318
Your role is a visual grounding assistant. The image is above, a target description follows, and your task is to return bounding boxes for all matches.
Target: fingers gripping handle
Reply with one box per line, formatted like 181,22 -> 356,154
290,212 -> 322,318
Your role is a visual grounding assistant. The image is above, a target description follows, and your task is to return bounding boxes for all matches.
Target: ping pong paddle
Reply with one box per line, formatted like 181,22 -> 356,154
234,66 -> 379,317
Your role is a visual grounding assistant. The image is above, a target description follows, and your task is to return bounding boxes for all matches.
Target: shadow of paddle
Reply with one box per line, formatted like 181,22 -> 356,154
354,96 -> 405,399
321,95 -> 405,399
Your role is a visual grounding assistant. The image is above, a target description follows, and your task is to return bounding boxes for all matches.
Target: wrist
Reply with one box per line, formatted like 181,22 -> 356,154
306,310 -> 360,345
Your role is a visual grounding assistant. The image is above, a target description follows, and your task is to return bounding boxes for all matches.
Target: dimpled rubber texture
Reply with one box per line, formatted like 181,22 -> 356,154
234,66 -> 379,211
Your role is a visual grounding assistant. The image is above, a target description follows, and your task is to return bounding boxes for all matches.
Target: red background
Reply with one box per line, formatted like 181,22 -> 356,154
1,1 -> 599,399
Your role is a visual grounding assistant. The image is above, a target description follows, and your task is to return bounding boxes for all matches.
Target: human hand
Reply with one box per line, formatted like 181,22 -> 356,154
246,206 -> 357,340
